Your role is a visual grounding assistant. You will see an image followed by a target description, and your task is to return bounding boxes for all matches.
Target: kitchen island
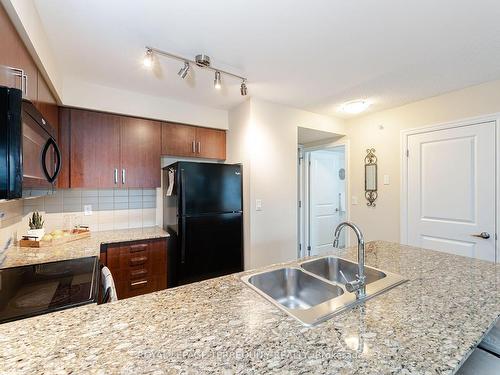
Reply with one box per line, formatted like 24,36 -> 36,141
0,241 -> 498,374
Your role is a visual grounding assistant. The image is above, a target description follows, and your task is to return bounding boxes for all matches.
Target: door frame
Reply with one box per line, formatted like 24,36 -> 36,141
400,113 -> 500,263
298,138 -> 350,257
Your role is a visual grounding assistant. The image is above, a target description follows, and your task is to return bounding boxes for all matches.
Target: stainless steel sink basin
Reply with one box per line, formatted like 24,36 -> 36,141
241,256 -> 407,326
300,256 -> 386,285
247,267 -> 344,309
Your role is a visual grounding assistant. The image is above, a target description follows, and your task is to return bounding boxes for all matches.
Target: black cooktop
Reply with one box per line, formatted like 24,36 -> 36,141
0,256 -> 99,324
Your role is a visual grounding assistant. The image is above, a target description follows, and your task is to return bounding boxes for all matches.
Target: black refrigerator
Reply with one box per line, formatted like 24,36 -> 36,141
163,162 -> 243,286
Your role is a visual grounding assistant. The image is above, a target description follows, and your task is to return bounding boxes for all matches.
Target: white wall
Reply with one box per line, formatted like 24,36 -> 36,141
346,79 -> 500,243
62,77 -> 229,129
226,100 -> 252,268
227,98 -> 347,269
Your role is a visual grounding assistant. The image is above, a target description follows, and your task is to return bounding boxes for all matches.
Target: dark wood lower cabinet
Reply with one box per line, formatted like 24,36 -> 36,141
101,238 -> 167,300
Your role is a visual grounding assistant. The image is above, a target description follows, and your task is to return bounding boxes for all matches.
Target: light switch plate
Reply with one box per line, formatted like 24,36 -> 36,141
384,174 -> 390,185
83,205 -> 93,216
256,199 -> 263,211
351,196 -> 358,205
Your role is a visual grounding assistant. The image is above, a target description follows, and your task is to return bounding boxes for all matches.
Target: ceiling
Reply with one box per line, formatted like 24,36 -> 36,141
33,0 -> 500,118
298,127 -> 341,145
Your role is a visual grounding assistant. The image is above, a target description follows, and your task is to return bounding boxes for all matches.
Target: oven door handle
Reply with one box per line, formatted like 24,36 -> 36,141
41,137 -> 62,184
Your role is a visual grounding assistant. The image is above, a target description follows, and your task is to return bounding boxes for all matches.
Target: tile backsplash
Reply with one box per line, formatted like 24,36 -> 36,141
0,188 -> 159,250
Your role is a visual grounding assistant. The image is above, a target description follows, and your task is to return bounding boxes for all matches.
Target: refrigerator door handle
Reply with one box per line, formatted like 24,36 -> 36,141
180,168 -> 187,264
181,219 -> 186,264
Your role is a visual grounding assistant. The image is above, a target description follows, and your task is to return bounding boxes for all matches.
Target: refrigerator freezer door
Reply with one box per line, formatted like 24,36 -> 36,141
179,212 -> 243,284
181,163 -> 242,215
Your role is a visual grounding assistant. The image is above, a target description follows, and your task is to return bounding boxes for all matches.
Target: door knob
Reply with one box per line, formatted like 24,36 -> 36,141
471,232 -> 490,239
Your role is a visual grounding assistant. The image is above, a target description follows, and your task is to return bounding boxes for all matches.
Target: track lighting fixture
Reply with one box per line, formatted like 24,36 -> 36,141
144,46 -> 248,95
178,61 -> 190,79
214,71 -> 222,90
240,79 -> 247,96
143,48 -> 153,68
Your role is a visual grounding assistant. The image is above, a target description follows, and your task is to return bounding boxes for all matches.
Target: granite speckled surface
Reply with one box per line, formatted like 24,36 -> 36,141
0,226 -> 169,269
0,241 -> 498,374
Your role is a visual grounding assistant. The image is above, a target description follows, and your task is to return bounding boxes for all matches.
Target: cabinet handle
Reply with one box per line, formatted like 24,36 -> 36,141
197,141 -> 201,154
114,169 -> 118,184
130,280 -> 148,287
22,72 -> 28,97
192,141 -> 196,153
129,256 -> 148,266
122,169 -> 126,185
7,67 -> 27,97
130,244 -> 148,253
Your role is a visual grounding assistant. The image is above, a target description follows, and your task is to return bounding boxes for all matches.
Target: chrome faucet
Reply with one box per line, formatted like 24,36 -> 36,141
333,222 -> 366,299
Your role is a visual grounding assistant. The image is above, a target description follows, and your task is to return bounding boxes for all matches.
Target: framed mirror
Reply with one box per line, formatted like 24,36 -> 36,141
364,149 -> 378,206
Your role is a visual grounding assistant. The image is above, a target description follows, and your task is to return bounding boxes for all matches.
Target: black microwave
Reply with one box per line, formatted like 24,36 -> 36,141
0,86 -> 61,200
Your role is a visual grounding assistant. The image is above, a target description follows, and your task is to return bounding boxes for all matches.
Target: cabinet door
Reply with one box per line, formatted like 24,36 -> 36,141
18,46 -> 37,101
0,4 -> 37,100
120,117 -> 161,188
195,127 -> 226,160
35,71 -> 58,135
57,108 -> 70,188
161,122 -> 197,157
70,109 -> 121,188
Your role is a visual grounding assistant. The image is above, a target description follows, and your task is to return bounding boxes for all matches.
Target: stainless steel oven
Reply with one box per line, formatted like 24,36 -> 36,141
0,86 -> 61,200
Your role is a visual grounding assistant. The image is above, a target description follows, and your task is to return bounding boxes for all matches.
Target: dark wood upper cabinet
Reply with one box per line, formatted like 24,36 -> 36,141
120,117 -> 161,188
61,108 -> 162,188
161,122 -> 226,160
57,108 -> 71,188
195,127 -> 226,160
70,109 -> 121,189
0,4 -> 37,101
161,122 -> 197,157
35,71 -> 58,134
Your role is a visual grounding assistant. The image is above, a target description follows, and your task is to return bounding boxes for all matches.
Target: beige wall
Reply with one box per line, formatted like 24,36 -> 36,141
227,98 -> 347,269
62,78 -> 229,129
346,79 -> 500,242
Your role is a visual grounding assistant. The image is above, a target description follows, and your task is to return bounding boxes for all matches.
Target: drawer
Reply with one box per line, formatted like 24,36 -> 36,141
104,238 -> 168,300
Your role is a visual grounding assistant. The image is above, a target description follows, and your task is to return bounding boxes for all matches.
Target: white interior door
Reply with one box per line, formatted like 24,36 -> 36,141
309,150 -> 346,255
406,121 -> 496,261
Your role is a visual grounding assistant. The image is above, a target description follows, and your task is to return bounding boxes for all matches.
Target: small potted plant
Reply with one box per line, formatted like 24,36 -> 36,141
27,211 -> 45,241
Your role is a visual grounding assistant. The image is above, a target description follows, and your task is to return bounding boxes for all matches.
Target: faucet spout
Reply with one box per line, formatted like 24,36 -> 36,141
333,222 -> 366,299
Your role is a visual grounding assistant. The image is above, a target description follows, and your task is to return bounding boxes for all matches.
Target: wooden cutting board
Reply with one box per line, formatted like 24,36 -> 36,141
19,230 -> 91,248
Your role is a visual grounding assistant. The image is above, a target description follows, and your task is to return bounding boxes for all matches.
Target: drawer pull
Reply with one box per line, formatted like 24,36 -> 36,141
130,280 -> 148,287
130,244 -> 148,253
129,256 -> 148,266
130,269 -> 148,278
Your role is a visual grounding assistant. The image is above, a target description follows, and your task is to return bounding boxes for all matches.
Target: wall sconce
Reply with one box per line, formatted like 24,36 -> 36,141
364,148 -> 377,207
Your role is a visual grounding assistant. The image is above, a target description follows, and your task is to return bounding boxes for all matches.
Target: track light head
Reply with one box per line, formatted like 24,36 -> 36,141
214,71 -> 222,90
178,61 -> 190,79
143,48 -> 153,68
240,80 -> 248,96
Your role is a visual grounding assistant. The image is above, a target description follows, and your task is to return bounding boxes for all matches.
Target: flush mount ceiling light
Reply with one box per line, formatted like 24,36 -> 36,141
341,99 -> 371,114
177,61 -> 190,79
143,46 -> 248,96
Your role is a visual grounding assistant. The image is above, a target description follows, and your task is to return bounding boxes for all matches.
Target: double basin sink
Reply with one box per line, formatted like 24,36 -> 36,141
241,256 -> 406,326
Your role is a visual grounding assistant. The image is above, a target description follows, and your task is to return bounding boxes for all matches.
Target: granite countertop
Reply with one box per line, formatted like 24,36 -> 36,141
0,226 -> 169,269
0,241 -> 498,374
